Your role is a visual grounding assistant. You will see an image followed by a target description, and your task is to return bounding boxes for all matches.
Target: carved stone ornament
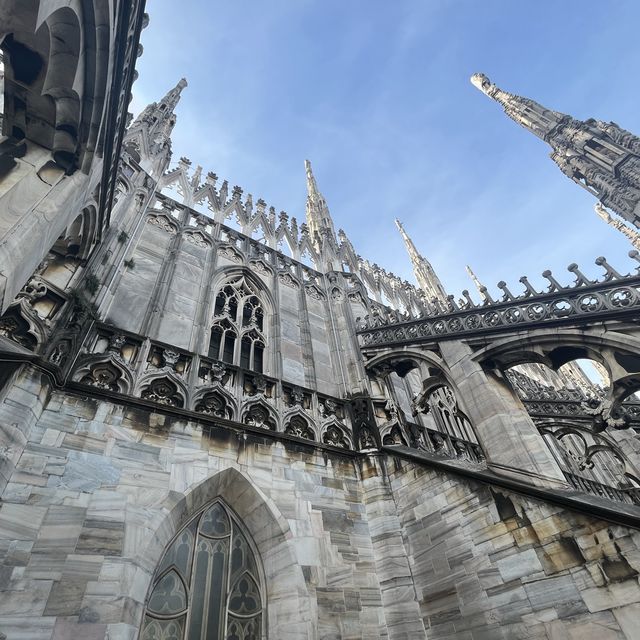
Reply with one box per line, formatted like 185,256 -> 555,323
289,386 -> 304,406
249,260 -> 270,276
358,426 -> 376,450
218,246 -> 243,263
108,334 -> 127,355
383,425 -> 407,446
147,215 -> 177,234
16,278 -> 47,302
320,398 -> 338,417
184,232 -> 209,247
278,272 -> 298,289
162,349 -> 180,370
49,342 -> 69,366
243,404 -> 275,430
0,314 -> 36,349
285,416 -> 315,440
322,425 -> 349,449
81,363 -> 121,391
210,360 -> 226,383
141,378 -> 183,407
195,391 -> 229,419
305,284 -> 324,300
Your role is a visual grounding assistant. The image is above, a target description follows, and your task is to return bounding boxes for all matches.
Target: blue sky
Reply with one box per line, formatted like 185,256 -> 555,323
131,0 -> 640,299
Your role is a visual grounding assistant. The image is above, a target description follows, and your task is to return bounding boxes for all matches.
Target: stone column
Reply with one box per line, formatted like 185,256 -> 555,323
440,340 -> 568,489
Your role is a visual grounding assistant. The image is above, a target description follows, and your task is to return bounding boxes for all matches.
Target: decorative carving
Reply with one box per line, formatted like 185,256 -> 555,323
184,231 -> 210,247
210,361 -> 226,383
322,425 -> 349,449
16,278 -> 47,302
49,342 -> 69,366
195,391 -> 231,419
162,349 -> 180,370
383,425 -> 407,446
147,214 -> 177,234
285,416 -> 315,440
218,246 -> 243,263
278,272 -> 298,288
141,378 -> 183,407
81,363 -> 122,391
108,334 -> 127,356
305,284 -> 324,300
0,311 -> 37,349
243,403 -> 276,430
358,427 -> 376,450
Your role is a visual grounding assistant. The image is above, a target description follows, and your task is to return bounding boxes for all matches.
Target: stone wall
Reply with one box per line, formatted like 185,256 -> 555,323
0,382 -> 388,640
386,456 -> 640,640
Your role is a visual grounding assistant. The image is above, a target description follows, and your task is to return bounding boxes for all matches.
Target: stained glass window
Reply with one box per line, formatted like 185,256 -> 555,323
141,499 -> 264,640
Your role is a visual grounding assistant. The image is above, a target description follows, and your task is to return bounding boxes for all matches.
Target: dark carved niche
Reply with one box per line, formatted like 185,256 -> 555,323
284,415 -> 315,441
141,378 -> 184,407
195,390 -> 232,420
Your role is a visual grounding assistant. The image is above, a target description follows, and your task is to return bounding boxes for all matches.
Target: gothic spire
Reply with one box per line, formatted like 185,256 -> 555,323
133,77 -> 187,137
471,72 -> 640,228
305,160 -> 336,245
127,78 -> 188,176
465,265 -> 489,302
470,73 -> 566,141
394,219 -> 447,303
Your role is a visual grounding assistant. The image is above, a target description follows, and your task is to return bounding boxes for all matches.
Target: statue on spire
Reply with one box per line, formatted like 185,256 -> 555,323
394,219 -> 447,303
471,73 -> 640,228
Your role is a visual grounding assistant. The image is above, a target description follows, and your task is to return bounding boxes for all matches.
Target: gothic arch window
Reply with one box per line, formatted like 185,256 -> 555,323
140,499 -> 265,640
209,276 -> 267,373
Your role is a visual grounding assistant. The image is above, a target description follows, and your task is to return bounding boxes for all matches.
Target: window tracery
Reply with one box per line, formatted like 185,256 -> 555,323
209,277 -> 266,373
140,499 -> 264,640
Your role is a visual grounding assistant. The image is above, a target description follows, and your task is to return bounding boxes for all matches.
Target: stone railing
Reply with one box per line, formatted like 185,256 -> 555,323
358,254 -> 640,346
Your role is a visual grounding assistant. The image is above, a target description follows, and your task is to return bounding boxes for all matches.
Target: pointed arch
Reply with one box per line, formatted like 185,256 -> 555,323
208,269 -> 274,374
135,468 -> 314,639
241,397 -> 278,431
192,384 -> 237,420
72,353 -> 135,394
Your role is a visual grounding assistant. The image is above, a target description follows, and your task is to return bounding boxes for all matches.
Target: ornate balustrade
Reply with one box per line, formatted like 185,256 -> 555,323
357,255 -> 640,347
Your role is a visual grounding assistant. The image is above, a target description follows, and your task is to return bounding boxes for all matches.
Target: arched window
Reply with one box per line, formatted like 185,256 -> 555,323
209,276 -> 267,373
140,499 -> 264,640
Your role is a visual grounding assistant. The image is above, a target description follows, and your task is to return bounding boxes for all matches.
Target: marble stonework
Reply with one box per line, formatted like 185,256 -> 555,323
0,375 -> 639,639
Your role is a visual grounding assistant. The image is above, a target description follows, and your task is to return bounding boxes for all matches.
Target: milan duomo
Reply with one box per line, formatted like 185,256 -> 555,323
3,4 -> 640,640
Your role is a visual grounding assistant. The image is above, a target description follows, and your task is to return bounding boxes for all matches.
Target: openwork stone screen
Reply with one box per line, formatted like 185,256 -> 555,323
141,500 -> 264,640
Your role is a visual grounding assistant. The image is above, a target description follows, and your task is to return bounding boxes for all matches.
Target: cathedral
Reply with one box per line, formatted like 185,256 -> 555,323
2,3 -> 640,640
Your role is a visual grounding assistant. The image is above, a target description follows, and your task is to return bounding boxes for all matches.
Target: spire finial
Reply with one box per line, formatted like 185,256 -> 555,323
304,159 -> 336,248
470,72 -> 565,141
395,218 -> 447,302
465,265 -> 488,301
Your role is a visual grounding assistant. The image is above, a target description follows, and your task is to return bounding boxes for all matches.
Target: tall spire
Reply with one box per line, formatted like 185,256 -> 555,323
394,219 -> 447,303
127,78 -> 188,176
305,160 -> 336,245
471,72 -> 640,228
465,265 -> 489,302
594,203 -> 640,250
470,73 -> 566,141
